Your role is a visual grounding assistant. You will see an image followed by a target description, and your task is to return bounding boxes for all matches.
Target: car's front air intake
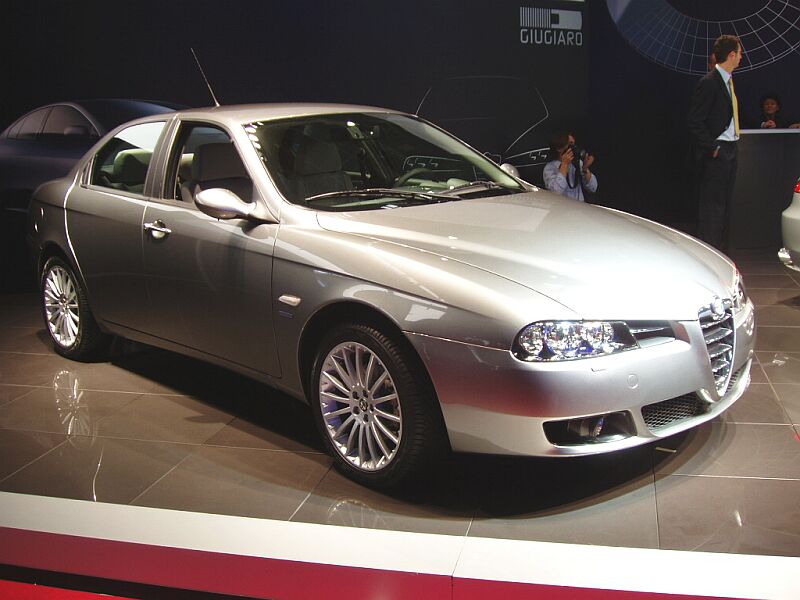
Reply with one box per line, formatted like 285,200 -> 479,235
628,321 -> 674,346
699,304 -> 735,395
642,394 -> 707,431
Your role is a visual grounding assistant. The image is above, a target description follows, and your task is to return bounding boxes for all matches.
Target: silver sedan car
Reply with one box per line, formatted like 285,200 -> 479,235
29,104 -> 755,487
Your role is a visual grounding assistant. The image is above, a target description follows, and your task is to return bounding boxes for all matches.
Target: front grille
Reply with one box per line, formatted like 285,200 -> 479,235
642,394 -> 707,431
728,363 -> 747,390
699,304 -> 735,395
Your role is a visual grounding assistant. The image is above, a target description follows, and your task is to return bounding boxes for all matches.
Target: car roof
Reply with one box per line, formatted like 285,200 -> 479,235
163,103 -> 401,126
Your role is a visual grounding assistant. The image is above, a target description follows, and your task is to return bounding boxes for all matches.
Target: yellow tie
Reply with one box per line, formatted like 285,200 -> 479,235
729,78 -> 740,137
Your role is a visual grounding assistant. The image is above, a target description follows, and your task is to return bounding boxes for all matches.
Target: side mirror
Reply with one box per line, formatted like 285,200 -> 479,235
195,188 -> 256,220
500,163 -> 521,179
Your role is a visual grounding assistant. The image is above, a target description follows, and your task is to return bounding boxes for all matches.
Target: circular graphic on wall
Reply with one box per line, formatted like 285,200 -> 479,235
607,0 -> 800,74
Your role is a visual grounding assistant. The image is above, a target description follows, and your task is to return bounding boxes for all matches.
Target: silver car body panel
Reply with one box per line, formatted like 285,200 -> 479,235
29,103 -> 756,458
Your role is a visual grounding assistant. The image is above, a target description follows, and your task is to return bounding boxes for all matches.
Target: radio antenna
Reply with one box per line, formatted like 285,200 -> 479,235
191,47 -> 220,107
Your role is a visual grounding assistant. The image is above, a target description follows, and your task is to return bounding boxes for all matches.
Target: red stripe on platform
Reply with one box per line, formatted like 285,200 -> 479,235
0,579 -> 132,600
0,526 -> 450,600
453,578 -> 741,600
0,526 -> 749,600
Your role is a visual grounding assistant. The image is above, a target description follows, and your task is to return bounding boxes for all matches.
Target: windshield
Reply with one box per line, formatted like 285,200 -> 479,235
244,112 -> 524,210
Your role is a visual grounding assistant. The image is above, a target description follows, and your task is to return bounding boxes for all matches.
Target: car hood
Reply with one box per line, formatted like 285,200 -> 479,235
315,191 -> 735,320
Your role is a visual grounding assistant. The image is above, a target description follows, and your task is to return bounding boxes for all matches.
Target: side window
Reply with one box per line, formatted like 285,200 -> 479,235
11,108 -> 51,139
42,106 -> 97,137
90,121 -> 166,195
164,122 -> 251,204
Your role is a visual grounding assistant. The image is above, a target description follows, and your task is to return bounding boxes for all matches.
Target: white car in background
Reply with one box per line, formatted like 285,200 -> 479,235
779,176 -> 800,271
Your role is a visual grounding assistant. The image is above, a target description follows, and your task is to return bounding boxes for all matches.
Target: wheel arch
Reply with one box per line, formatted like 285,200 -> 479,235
37,242 -> 75,282
297,300 -> 450,449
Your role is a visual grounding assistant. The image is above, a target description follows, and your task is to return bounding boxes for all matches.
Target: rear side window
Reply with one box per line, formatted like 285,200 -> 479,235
91,121 -> 166,195
42,106 -> 97,137
8,108 -> 51,139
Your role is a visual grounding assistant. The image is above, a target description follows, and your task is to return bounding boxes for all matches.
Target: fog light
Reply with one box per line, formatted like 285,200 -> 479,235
568,415 -> 606,439
544,411 -> 635,446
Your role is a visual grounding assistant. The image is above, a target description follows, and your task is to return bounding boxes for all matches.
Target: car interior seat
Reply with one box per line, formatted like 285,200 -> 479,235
111,148 -> 153,194
292,137 -> 352,202
181,143 -> 252,204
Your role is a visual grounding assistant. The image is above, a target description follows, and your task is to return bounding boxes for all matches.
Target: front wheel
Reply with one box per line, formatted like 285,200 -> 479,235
41,256 -> 109,361
310,323 -> 445,488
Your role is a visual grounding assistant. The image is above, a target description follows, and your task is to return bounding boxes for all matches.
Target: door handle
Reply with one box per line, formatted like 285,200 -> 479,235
144,220 -> 172,240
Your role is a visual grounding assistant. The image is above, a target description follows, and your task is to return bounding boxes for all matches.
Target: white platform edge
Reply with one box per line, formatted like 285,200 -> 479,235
1,491 -> 798,599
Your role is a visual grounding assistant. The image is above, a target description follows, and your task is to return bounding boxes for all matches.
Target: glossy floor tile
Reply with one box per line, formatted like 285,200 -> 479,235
715,383 -> 792,424
0,428 -> 66,480
770,384 -> 800,425
653,422 -> 800,479
756,351 -> 800,384
467,452 -> 660,548
0,384 -> 36,408
655,475 -> 800,557
2,256 -> 800,558
132,446 -> 331,520
95,393 -> 234,444
0,384 -> 138,436
0,437 -> 195,504
291,467 -> 475,536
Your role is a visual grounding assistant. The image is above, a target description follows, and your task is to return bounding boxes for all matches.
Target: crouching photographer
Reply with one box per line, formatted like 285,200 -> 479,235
543,131 -> 597,202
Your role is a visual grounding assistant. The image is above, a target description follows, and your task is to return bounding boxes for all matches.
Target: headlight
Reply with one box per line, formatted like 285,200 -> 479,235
513,321 -> 638,362
732,270 -> 748,312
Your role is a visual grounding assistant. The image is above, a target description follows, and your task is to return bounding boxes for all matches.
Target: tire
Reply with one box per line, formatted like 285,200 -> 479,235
310,323 -> 445,488
41,256 -> 109,361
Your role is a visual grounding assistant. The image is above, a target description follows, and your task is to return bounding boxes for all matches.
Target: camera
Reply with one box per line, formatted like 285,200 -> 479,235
568,143 -> 588,163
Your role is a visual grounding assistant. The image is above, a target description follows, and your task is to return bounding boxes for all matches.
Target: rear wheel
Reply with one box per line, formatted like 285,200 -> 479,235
310,323 -> 445,488
41,256 -> 108,361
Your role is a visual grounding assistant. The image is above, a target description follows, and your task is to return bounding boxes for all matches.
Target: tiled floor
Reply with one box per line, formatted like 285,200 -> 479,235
1,249 -> 799,558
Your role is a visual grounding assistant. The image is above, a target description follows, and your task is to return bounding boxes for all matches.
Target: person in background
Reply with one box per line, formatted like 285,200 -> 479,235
543,131 -> 597,202
687,34 -> 743,251
756,93 -> 800,129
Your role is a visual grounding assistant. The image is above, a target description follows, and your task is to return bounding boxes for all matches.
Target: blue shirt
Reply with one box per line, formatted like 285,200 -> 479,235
543,160 -> 598,202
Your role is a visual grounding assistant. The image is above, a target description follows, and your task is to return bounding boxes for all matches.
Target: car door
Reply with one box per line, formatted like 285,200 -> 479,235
140,121 -> 280,376
66,120 -> 168,328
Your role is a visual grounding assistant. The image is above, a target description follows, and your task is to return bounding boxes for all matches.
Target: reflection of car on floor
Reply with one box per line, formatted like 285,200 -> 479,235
416,76 -> 552,185
778,176 -> 800,271
30,103 -> 755,488
0,99 -> 181,290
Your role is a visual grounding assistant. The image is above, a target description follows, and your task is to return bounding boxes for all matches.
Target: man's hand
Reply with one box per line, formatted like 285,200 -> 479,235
763,119 -> 777,129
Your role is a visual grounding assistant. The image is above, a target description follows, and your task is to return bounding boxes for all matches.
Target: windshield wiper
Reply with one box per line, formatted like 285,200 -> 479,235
305,188 -> 448,204
438,181 -> 512,196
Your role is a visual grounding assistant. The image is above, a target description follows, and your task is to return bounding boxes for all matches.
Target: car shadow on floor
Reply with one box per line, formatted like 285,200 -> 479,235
25,330 -> 706,524
112,340 -> 705,514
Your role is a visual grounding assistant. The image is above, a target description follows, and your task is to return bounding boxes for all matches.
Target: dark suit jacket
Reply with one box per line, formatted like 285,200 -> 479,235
687,68 -> 734,154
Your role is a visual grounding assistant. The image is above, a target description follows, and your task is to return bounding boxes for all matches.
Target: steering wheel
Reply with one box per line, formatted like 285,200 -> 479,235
394,167 -> 433,187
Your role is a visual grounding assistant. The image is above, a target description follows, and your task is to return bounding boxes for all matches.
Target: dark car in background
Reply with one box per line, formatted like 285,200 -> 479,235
416,76 -> 553,186
0,99 -> 181,290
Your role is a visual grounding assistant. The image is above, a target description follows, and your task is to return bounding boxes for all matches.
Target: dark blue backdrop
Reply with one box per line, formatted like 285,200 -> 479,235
2,0 -> 799,225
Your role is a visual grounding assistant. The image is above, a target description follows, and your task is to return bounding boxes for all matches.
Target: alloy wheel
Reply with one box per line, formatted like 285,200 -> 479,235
44,265 -> 80,348
319,341 -> 403,471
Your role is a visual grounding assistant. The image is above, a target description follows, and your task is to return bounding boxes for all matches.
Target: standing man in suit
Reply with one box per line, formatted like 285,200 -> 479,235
688,34 -> 743,251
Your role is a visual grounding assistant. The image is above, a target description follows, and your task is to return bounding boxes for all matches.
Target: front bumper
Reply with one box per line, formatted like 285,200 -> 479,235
406,299 -> 756,456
